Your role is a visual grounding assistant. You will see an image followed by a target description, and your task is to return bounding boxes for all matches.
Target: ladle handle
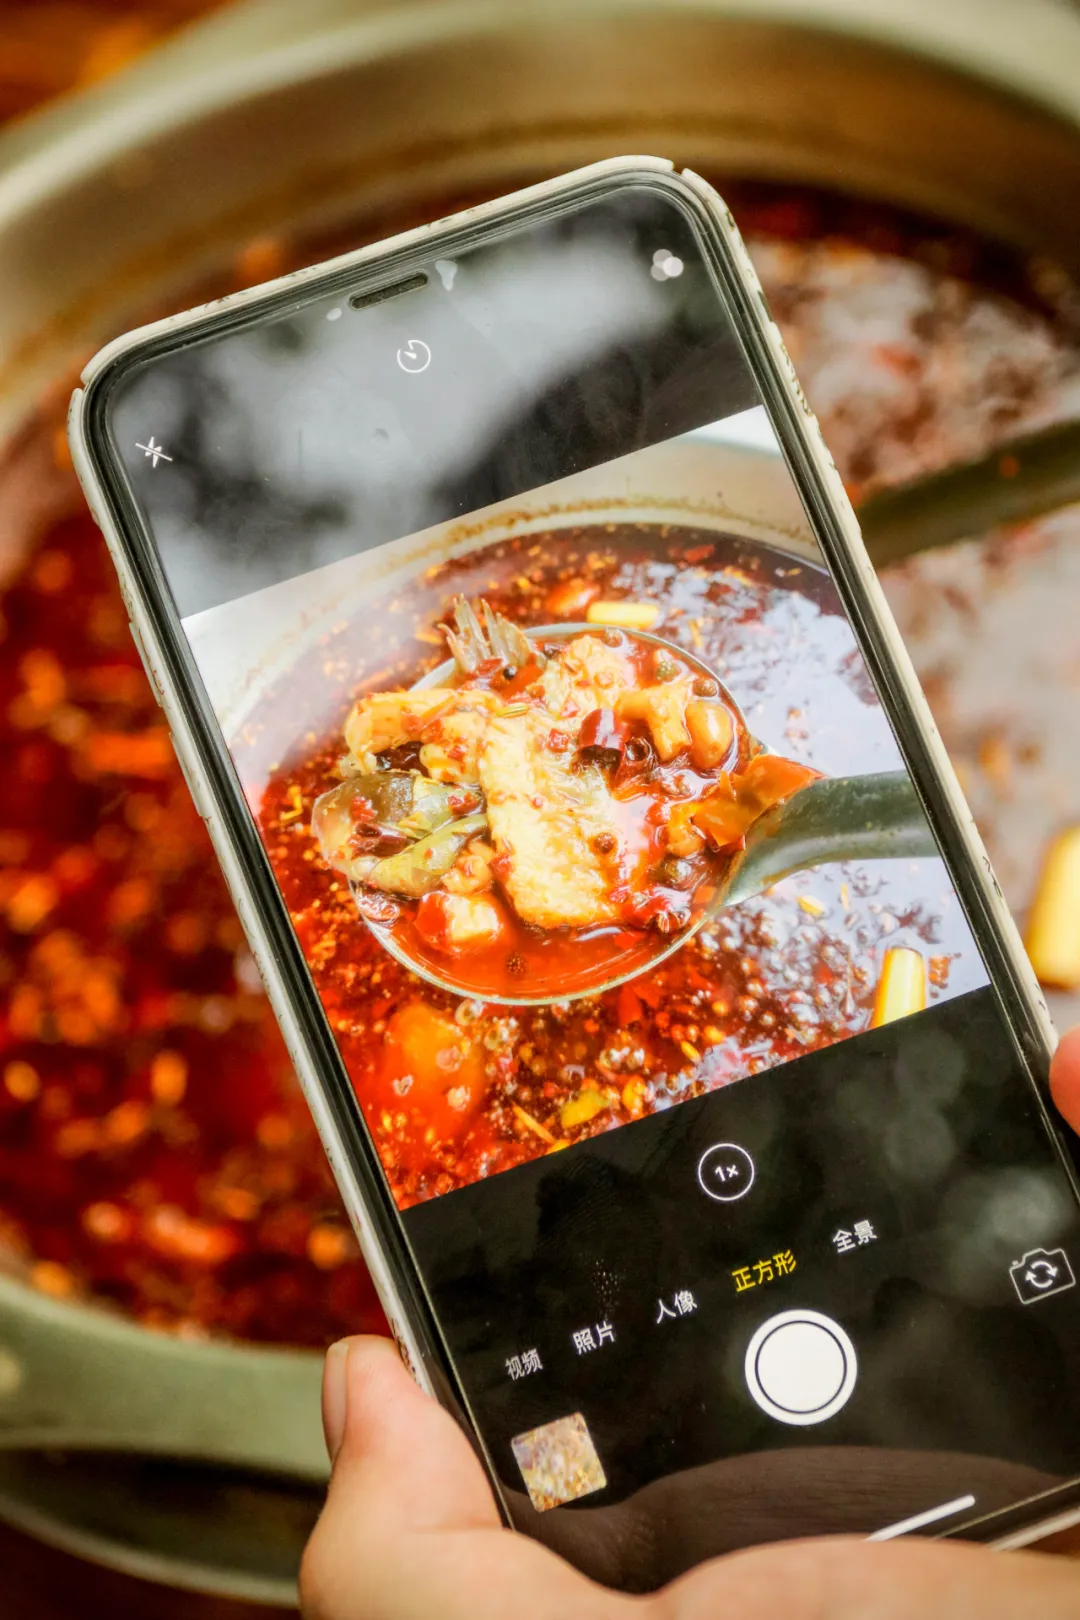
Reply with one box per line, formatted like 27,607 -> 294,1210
858,417 -> 1080,566
0,1275 -> 327,1482
723,771 -> 937,906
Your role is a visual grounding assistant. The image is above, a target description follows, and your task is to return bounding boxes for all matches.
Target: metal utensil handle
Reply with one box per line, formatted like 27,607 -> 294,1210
723,771 -> 937,906
859,417 -> 1080,567
0,1275 -> 327,1482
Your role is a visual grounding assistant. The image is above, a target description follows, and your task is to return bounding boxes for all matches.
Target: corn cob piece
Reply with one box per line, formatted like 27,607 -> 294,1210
585,600 -> 661,630
870,946 -> 927,1028
1025,826 -> 1080,989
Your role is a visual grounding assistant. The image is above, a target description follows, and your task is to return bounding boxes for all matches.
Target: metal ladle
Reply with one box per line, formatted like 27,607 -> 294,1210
354,619 -> 937,1005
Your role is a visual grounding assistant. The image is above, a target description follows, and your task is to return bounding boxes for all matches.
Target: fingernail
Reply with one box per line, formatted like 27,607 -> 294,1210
323,1339 -> 350,1461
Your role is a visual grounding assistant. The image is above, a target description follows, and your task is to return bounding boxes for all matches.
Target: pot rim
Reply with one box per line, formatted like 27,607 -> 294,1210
0,1271 -> 327,1475
5,0 -> 1080,445
4,0 -> 1080,208
0,1474 -> 302,1607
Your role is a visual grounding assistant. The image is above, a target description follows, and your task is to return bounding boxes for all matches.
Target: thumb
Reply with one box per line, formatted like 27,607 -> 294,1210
1050,1024 -> 1080,1136
320,1334 -> 499,1536
300,1336 -> 625,1620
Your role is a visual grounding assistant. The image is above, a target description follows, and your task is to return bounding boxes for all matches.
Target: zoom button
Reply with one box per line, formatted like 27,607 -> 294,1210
697,1143 -> 755,1203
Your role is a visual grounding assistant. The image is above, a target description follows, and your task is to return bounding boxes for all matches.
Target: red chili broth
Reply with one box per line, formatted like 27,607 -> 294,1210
0,446 -> 385,1345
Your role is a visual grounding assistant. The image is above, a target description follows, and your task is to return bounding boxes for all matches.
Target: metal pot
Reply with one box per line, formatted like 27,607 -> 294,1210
4,0 -> 1080,1602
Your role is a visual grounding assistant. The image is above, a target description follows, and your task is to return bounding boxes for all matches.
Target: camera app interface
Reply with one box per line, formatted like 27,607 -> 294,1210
109,184 -> 1080,1583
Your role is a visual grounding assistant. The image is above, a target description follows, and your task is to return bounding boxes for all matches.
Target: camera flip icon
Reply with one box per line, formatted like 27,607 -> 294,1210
1009,1247 -> 1076,1306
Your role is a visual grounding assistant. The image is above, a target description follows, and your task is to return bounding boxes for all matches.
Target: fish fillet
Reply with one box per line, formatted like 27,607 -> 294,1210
479,713 -> 620,928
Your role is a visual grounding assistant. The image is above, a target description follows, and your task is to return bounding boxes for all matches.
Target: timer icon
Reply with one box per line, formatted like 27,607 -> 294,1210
396,339 -> 432,374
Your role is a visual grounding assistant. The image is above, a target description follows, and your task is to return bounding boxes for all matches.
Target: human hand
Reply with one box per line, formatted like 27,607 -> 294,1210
1050,1024 -> 1080,1138
301,1030 -> 1080,1620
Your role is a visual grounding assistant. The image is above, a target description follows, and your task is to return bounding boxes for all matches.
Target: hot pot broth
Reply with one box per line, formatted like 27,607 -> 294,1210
0,442 -> 384,1343
1,184 -> 1076,1333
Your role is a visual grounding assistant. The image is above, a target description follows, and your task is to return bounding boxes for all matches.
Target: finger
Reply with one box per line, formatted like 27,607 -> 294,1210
323,1335 -> 500,1535
666,1534 -> 1080,1620
1050,1025 -> 1080,1134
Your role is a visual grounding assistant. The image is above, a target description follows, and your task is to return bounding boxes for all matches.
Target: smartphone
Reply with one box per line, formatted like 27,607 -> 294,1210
69,157 -> 1080,1583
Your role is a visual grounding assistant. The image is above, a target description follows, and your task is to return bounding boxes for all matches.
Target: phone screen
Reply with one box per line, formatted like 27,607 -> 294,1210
102,181 -> 1080,1582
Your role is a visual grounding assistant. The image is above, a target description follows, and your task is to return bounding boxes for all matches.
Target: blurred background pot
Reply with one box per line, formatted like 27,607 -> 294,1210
8,0 -> 1080,441
3,0 -> 1080,1604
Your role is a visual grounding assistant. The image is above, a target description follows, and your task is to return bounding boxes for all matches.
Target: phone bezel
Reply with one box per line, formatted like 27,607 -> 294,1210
68,155 -> 1080,1555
